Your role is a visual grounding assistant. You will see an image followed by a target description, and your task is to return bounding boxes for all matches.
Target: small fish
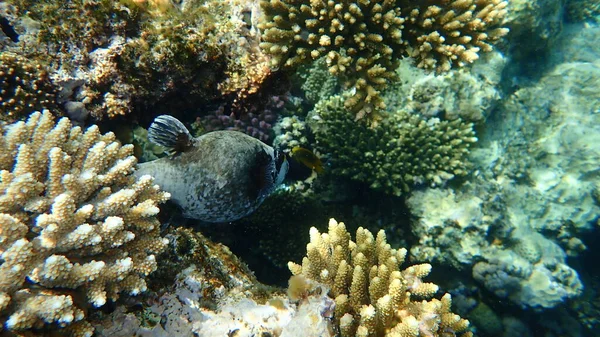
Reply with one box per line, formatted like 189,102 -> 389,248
135,115 -> 288,223
290,147 -> 324,174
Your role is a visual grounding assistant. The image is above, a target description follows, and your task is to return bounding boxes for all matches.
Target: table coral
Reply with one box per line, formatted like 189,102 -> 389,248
0,111 -> 170,336
289,218 -> 472,337
309,94 -> 477,196
259,0 -> 508,121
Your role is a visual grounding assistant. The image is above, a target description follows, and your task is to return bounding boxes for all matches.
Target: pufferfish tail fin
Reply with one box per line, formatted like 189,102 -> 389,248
148,115 -> 194,155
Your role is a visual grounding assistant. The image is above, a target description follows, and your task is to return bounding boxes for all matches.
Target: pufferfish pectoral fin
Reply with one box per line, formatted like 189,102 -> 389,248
148,115 -> 194,155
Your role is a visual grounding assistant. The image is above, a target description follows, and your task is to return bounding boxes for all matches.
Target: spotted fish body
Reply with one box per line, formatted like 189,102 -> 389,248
136,116 -> 288,222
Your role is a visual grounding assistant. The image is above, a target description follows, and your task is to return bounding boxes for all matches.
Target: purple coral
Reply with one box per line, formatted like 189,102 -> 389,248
198,96 -> 283,144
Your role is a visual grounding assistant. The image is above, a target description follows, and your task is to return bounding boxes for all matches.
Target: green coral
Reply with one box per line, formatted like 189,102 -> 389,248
309,95 -> 477,196
259,0 -> 509,122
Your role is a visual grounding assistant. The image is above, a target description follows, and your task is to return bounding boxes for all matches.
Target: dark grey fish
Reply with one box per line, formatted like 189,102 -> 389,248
136,115 -> 288,222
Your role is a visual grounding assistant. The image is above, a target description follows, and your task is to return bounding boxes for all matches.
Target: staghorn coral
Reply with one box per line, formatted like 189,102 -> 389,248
258,0 -> 406,121
259,0 -> 508,121
289,218 -> 472,337
0,111 -> 170,336
0,52 -> 57,123
308,94 -> 477,196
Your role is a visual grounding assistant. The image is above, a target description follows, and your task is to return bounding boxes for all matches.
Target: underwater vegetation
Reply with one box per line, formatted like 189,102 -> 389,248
0,0 -> 279,122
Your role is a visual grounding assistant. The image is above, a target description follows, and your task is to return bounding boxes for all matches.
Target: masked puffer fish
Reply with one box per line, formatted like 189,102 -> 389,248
135,115 -> 288,223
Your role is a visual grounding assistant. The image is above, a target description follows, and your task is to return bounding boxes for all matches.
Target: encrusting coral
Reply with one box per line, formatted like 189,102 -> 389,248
289,218 -> 472,337
259,0 -> 508,121
309,94 -> 477,196
0,111 -> 170,336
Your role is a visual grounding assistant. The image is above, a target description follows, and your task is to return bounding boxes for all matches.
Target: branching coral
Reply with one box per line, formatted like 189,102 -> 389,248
402,0 -> 509,72
0,111 -> 170,336
309,94 -> 476,196
259,0 -> 508,121
289,218 -> 472,337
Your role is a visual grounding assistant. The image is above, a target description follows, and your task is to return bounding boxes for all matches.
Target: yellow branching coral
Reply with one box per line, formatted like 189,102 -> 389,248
403,0 -> 509,72
259,0 -> 406,120
0,111 -> 170,336
289,219 -> 472,337
259,0 -> 508,121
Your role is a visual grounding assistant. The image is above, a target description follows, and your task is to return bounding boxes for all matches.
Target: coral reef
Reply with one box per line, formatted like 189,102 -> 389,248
289,218 -> 472,337
95,226 -> 337,337
259,0 -> 508,120
118,0 -> 273,115
0,111 -> 170,336
1,0 -> 281,121
565,0 -> 600,22
1,0 -> 143,120
407,181 -> 585,310
383,53 -> 506,123
406,27 -> 600,313
230,188 -> 327,279
298,57 -> 340,105
0,52 -> 57,123
273,116 -> 311,154
500,0 -> 563,77
309,94 -> 477,196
